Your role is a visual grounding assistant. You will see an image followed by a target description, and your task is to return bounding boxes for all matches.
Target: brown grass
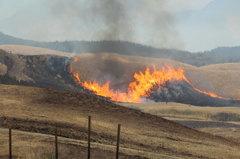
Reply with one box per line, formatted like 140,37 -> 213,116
0,45 -> 72,57
1,44 -> 240,98
71,52 -> 240,98
120,102 -> 240,140
0,84 -> 240,158
0,128 -> 147,159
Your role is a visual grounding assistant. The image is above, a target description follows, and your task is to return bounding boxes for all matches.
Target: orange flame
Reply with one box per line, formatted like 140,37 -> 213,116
70,57 -> 239,103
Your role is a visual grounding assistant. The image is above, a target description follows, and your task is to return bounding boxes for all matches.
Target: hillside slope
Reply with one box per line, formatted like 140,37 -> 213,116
120,102 -> 240,141
201,63 -> 240,71
0,44 -> 72,57
72,53 -> 240,99
0,84 -> 240,159
0,49 -> 86,93
198,63 -> 240,98
1,46 -> 240,104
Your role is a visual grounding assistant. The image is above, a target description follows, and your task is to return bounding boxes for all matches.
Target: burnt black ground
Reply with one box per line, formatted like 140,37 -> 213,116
148,81 -> 240,106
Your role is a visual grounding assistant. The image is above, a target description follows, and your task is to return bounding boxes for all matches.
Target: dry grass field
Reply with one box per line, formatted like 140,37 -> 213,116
0,128 -> 155,159
201,63 -> 240,71
0,84 -> 240,158
1,45 -> 240,158
0,45 -> 72,57
120,102 -> 240,140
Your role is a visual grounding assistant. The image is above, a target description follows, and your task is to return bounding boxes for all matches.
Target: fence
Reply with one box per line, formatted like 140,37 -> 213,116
4,116 -> 121,159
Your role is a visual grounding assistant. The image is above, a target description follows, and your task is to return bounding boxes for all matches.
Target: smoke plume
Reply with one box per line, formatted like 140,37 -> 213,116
47,0 -> 182,49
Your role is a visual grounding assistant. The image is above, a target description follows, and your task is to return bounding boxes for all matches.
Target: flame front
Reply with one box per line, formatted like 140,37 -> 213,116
70,57 -> 239,103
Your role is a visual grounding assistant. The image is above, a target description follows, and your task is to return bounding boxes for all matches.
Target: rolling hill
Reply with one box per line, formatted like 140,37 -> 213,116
0,44 -> 72,57
0,48 -> 85,93
1,46 -> 240,105
120,102 -> 240,141
0,84 -> 240,159
71,52 -> 240,100
204,46 -> 240,58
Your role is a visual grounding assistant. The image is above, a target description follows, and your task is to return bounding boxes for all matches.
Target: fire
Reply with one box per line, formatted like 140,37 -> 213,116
70,57 -> 239,103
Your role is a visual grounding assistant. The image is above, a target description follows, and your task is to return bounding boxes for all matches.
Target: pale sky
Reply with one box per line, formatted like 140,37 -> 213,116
0,0 -> 240,52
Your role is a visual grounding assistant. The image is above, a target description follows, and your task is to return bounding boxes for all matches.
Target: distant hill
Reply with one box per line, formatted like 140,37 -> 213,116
0,44 -> 71,57
204,46 -> 240,58
1,32 -> 240,66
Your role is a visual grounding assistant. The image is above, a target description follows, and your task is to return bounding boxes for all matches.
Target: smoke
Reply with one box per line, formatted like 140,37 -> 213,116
46,0 -> 182,49
148,81 -> 184,102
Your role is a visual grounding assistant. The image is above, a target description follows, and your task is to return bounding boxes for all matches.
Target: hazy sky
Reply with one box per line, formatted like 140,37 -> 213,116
0,0 -> 240,52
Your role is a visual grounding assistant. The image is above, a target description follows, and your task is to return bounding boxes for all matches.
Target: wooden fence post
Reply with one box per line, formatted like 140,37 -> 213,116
55,128 -> 58,159
116,124 -> 121,159
9,128 -> 12,159
88,116 -> 91,159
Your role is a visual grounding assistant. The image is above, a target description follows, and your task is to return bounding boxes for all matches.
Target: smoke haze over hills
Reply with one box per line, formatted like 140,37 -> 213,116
1,32 -> 240,67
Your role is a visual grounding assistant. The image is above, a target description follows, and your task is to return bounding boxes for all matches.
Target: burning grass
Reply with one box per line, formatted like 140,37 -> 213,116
72,63 -> 187,103
70,57 -> 240,106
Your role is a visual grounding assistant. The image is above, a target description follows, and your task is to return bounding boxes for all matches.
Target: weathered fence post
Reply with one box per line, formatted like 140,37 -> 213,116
116,124 -> 121,159
9,128 -> 12,159
88,116 -> 91,159
55,128 -> 58,159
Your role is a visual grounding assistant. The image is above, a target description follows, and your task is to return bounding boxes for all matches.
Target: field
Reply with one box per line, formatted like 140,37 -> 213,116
0,84 -> 240,158
1,45 -> 240,158
0,45 -> 72,57
120,102 -> 240,140
1,128 -> 164,159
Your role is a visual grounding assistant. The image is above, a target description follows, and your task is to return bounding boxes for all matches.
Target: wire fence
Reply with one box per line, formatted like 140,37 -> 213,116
4,116 -> 121,159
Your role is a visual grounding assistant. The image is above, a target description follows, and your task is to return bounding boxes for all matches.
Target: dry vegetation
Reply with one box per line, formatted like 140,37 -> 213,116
1,45 -> 240,158
120,102 -> 240,140
71,52 -> 240,99
0,128 -> 149,159
1,44 -> 240,99
0,84 -> 240,158
0,45 -> 72,57
201,63 -> 240,71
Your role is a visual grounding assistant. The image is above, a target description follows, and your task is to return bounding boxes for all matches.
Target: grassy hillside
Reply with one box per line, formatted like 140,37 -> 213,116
0,45 -> 71,57
120,102 -> 240,140
0,49 -> 86,93
198,64 -> 240,98
0,84 -> 240,158
201,63 -> 240,71
1,46 -> 240,102
72,53 -> 240,99
0,128 -> 152,159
